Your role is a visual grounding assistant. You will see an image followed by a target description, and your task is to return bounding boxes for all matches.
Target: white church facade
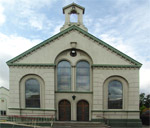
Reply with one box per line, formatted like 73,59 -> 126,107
7,3 -> 142,127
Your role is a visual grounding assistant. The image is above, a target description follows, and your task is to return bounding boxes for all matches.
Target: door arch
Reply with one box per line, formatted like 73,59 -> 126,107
77,100 -> 89,121
59,100 -> 71,121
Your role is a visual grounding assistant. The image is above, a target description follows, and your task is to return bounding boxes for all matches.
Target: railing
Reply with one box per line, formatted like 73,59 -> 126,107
95,114 -> 108,124
6,115 -> 55,127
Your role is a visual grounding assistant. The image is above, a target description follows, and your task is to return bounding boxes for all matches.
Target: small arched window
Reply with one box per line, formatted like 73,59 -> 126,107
108,80 -> 123,109
57,61 -> 71,91
25,78 -> 40,108
76,61 -> 90,91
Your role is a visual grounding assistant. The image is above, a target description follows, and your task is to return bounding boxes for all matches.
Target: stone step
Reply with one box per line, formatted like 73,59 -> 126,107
52,121 -> 111,128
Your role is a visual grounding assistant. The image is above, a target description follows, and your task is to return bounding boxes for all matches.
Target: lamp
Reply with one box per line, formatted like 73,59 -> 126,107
72,95 -> 76,100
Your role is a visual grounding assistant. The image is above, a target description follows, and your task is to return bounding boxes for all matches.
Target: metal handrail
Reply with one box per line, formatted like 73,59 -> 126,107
7,115 -> 55,127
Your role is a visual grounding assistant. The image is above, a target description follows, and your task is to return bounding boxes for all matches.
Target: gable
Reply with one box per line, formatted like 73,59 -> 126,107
63,3 -> 85,14
7,25 -> 142,68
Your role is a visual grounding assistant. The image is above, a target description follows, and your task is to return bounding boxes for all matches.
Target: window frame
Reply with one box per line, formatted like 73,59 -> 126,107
20,75 -> 45,109
76,60 -> 90,92
25,78 -> 41,108
57,60 -> 72,91
103,76 -> 128,110
108,80 -> 123,109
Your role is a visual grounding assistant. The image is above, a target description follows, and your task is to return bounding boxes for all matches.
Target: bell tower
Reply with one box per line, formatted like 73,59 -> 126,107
60,3 -> 88,31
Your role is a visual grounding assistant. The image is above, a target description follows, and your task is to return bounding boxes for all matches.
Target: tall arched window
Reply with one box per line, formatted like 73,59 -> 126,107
57,61 -> 71,91
108,80 -> 123,109
25,78 -> 40,108
76,61 -> 90,91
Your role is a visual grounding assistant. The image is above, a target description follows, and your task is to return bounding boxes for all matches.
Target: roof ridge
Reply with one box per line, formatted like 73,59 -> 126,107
6,25 -> 142,67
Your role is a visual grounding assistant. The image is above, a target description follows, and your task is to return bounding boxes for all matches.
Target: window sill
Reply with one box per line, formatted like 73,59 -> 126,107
92,110 -> 140,112
55,91 -> 93,94
9,108 -> 56,111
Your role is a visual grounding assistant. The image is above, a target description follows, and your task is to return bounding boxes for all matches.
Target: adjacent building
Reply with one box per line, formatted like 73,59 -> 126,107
0,87 -> 9,116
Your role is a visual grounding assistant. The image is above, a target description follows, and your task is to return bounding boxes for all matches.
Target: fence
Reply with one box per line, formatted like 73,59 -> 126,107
1,115 -> 55,127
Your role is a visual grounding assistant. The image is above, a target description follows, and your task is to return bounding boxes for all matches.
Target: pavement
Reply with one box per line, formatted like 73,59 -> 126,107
142,125 -> 150,128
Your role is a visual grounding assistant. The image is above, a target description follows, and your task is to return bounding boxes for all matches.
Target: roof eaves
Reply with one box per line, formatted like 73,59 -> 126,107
0,86 -> 9,91
8,63 -> 56,67
92,64 -> 141,68
74,27 -> 142,67
6,26 -> 76,65
7,25 -> 142,67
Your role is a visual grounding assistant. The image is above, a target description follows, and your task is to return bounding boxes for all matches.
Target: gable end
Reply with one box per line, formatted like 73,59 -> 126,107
6,25 -> 142,67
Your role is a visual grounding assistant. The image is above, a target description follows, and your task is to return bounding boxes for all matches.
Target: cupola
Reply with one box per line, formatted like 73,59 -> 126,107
60,3 -> 88,31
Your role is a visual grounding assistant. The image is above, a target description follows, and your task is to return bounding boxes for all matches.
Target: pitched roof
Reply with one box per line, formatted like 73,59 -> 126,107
63,3 -> 85,14
0,86 -> 9,91
6,25 -> 142,67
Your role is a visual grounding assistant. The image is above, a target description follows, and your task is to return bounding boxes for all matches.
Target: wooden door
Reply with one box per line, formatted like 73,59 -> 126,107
59,100 -> 71,121
77,100 -> 89,121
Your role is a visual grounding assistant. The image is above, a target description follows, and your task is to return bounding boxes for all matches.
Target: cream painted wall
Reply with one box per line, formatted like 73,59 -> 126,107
56,93 -> 92,121
15,31 -> 133,66
92,68 -> 139,111
8,66 -> 55,116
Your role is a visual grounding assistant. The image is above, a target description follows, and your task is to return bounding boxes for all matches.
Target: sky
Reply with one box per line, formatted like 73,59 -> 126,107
0,0 -> 149,94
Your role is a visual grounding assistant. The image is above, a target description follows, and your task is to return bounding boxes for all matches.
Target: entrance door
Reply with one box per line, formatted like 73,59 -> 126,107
77,100 -> 89,121
59,100 -> 71,121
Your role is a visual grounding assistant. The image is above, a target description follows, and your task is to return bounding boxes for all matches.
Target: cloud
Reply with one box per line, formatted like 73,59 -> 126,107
0,32 -> 42,89
52,22 -> 64,35
63,0 -> 77,5
20,9 -> 51,30
0,3 -> 5,25
0,0 -> 59,31
0,33 -> 41,57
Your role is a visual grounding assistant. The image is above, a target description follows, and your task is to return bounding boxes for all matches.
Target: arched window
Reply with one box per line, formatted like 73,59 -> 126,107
108,80 -> 123,109
25,79 -> 40,108
57,61 -> 71,91
76,61 -> 90,91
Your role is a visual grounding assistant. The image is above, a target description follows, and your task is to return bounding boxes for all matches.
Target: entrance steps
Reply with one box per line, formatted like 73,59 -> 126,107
53,121 -> 111,128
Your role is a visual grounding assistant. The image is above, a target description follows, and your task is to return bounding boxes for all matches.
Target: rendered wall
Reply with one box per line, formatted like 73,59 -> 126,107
8,66 -> 55,116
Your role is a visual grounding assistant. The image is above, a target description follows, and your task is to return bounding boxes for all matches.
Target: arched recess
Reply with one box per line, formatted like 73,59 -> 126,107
54,49 -> 93,65
19,74 -> 45,108
59,100 -> 71,121
55,49 -> 93,92
103,76 -> 128,110
77,100 -> 89,121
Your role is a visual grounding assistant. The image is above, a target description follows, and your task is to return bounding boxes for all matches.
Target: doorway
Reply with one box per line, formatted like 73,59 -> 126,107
59,100 -> 71,121
77,100 -> 89,121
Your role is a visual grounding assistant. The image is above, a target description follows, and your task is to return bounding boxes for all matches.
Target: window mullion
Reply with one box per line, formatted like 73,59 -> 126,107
72,66 -> 75,91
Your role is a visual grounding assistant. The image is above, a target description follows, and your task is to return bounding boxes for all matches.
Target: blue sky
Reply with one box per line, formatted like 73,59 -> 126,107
0,0 -> 149,94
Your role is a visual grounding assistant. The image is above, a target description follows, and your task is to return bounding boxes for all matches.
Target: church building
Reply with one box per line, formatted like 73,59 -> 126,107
7,3 -> 142,127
